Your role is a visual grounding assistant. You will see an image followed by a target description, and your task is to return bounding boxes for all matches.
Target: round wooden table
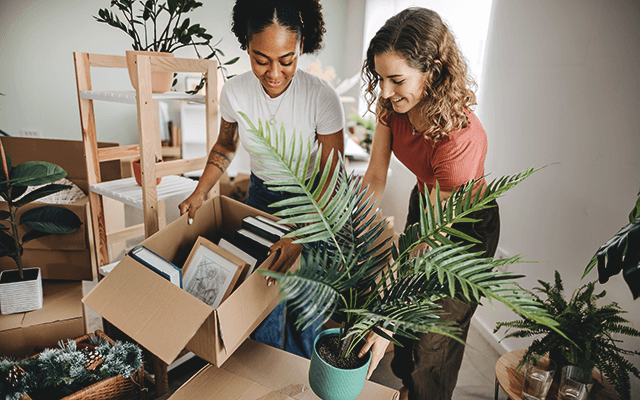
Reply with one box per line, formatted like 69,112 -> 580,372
494,349 -> 620,400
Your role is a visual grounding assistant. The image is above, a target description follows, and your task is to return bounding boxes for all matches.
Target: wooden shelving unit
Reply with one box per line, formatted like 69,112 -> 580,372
74,52 -> 219,268
73,52 -> 220,396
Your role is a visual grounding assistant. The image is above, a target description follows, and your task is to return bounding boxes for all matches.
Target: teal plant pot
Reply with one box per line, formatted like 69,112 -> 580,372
309,328 -> 372,400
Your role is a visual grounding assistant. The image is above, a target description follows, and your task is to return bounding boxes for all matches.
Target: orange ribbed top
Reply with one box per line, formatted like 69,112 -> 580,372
390,111 -> 487,194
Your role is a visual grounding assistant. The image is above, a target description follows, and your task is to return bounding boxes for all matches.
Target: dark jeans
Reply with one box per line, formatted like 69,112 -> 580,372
391,185 -> 500,400
246,173 -> 321,359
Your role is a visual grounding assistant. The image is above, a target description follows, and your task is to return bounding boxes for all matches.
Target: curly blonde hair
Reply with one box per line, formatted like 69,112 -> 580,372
363,8 -> 477,143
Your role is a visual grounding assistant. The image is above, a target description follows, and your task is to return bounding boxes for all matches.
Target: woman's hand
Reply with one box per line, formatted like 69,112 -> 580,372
359,330 -> 391,379
178,190 -> 205,222
265,237 -> 302,285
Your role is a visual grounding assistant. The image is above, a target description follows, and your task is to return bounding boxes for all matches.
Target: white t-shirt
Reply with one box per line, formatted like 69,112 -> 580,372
220,69 -> 344,181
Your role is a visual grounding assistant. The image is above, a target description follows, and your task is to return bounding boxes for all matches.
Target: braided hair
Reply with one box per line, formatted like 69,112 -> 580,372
231,0 -> 326,54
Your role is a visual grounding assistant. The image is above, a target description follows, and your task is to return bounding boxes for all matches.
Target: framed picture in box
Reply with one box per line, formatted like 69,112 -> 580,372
182,237 -> 247,309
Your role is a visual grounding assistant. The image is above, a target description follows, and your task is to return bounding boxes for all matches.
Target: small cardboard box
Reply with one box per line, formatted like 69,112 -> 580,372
0,137 -> 120,281
168,339 -> 399,400
83,196 -> 285,367
0,280 -> 86,357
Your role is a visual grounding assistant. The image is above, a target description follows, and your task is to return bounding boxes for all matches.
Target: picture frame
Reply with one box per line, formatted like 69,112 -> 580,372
182,237 -> 248,309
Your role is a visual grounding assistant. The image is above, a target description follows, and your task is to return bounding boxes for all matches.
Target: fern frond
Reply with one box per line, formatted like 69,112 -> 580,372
241,112 -> 359,252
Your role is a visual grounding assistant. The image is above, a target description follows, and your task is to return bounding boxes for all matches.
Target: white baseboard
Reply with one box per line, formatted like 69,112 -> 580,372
471,315 -> 510,355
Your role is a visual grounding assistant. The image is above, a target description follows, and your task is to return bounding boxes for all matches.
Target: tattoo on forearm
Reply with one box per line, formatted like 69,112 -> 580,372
207,119 -> 237,173
219,120 -> 238,148
207,149 -> 230,173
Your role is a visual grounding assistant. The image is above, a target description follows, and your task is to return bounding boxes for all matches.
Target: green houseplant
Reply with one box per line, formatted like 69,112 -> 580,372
583,190 -> 640,299
0,140 -> 83,315
95,0 -> 238,93
495,271 -> 640,400
241,114 -> 561,400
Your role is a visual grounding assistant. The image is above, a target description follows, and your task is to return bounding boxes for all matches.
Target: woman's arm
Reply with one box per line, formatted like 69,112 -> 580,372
318,129 -> 345,195
362,122 -> 393,207
178,117 -> 239,221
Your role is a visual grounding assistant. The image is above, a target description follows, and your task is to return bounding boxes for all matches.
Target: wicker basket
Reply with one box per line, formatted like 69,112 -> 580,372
21,330 -> 145,400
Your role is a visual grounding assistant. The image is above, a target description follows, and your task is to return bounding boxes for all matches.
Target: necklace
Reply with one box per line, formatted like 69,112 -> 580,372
265,93 -> 285,128
407,115 -> 422,136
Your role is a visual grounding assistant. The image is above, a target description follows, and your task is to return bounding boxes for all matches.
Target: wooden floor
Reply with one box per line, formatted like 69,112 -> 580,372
84,281 -> 510,400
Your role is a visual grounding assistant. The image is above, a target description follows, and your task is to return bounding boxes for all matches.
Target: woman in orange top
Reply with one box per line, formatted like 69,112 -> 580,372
358,8 -> 500,400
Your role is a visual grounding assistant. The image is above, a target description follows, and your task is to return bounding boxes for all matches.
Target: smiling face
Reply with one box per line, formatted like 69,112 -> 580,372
374,52 -> 429,114
247,23 -> 302,98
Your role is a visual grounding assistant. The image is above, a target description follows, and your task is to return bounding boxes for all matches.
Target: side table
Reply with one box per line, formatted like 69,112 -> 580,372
494,349 -> 620,400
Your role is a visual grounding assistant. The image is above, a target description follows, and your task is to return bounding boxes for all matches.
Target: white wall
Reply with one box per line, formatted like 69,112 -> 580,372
0,0 -> 348,144
474,0 -> 640,395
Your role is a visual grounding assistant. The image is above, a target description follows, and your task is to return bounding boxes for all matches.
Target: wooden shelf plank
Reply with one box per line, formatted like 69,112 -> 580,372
79,90 -> 205,105
90,175 -> 198,210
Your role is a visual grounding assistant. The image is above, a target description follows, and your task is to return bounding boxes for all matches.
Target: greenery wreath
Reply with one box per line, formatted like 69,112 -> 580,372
0,334 -> 142,400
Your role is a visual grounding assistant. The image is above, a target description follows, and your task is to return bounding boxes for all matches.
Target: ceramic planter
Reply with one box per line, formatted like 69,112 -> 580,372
309,328 -> 372,400
132,159 -> 162,186
125,50 -> 174,93
0,267 -> 43,315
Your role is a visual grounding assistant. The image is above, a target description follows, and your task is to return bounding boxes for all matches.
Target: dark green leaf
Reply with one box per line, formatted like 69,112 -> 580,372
22,229 -> 52,244
224,56 -> 240,65
0,230 -> 16,252
20,206 -> 82,234
14,184 -> 72,208
167,0 -> 178,13
5,161 -> 66,187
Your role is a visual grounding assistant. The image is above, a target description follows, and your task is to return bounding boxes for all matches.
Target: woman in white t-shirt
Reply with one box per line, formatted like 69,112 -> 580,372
179,0 -> 344,358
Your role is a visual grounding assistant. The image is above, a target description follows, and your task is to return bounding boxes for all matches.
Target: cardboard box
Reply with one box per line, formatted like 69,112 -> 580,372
0,280 -> 86,357
0,137 -> 120,281
83,196 -> 286,367
169,339 -> 399,400
219,172 -> 250,203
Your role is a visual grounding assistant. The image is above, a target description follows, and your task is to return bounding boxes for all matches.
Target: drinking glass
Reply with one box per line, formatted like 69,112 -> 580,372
557,366 -> 594,400
521,356 -> 556,400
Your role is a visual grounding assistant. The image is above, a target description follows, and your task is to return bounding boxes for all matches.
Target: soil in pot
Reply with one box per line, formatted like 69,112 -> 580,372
0,268 -> 39,284
316,335 -> 368,370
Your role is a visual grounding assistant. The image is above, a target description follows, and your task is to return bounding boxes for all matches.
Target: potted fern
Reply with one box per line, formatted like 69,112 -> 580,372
94,0 -> 238,93
495,271 -> 640,400
0,140 -> 83,315
241,114 -> 561,400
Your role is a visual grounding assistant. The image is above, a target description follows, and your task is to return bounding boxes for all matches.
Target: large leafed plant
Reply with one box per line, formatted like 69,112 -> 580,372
0,141 -> 82,280
240,112 -> 561,358
583,190 -> 640,299
95,0 -> 238,91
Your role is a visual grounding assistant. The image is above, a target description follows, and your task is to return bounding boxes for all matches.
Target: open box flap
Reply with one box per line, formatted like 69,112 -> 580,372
216,254 -> 281,355
83,257 -> 213,364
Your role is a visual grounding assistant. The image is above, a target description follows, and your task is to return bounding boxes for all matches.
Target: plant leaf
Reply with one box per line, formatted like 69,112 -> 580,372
19,206 -> 82,234
3,161 -> 66,187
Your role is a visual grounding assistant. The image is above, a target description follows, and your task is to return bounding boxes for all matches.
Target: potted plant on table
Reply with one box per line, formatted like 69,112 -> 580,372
0,140 -> 83,315
241,114 -> 562,400
94,0 -> 239,93
495,271 -> 640,400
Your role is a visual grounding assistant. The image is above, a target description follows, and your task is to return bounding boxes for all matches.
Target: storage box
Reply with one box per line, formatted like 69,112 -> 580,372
0,280 -> 86,357
20,330 -> 145,400
168,339 -> 399,400
219,172 -> 250,203
83,196 -> 287,367
0,137 -> 121,281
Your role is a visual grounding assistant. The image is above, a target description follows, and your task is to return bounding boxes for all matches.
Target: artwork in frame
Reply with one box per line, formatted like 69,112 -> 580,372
182,236 -> 248,309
